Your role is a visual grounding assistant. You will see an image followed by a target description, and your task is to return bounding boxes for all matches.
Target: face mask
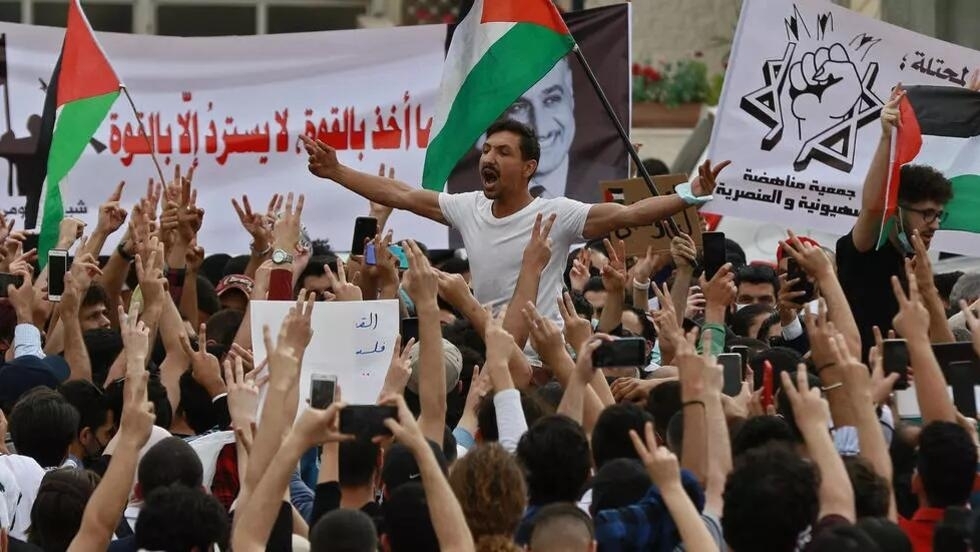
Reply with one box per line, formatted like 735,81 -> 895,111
591,318 -> 600,330
735,303 -> 752,312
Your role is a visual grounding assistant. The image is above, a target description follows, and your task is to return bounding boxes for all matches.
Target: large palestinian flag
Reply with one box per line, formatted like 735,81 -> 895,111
37,0 -> 120,266
421,0 -> 575,191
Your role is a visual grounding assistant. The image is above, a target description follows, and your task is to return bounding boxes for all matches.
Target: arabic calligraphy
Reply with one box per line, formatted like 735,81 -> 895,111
899,51 -> 971,87
743,169 -> 856,199
355,341 -> 386,356
355,312 -> 379,331
107,91 -> 434,167
716,182 -> 859,218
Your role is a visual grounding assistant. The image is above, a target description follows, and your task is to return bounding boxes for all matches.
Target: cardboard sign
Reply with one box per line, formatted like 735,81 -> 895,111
599,174 -> 703,257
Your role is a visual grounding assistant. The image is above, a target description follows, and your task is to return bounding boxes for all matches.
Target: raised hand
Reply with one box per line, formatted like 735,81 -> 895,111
57,217 -> 86,249
95,181 -> 129,236
630,421 -> 682,488
601,238 -> 628,293
263,290 -> 317,390
670,233 -> 697,270
568,248 -> 592,293
631,245 -> 664,284
326,260 -> 363,302
290,401 -> 351,448
378,393 -> 427,451
691,159 -> 731,197
6,266 -> 34,323
436,270 -> 473,310
780,229 -> 831,279
879,85 -> 905,139
379,335 -> 415,398
522,301 -> 566,362
891,259 -> 929,340
558,291 -> 592,352
780,364 -> 833,434
117,370 -> 156,449
119,302 -> 150,363
232,194 -> 279,250
272,192 -> 305,253
402,239 -> 438,306
523,213 -> 555,272
959,300 -> 980,359
485,306 -> 518,354
225,354 -> 265,431
701,263 -> 736,310
301,135 -> 342,180
185,242 -> 205,273
180,323 -> 226,398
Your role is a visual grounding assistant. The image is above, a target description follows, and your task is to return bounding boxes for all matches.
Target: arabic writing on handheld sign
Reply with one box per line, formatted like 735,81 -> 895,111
355,311 -> 386,357
716,168 -> 860,219
899,51 -> 973,87
107,91 -> 434,168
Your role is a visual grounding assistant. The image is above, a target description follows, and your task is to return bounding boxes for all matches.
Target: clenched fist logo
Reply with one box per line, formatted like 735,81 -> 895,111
788,43 -> 862,124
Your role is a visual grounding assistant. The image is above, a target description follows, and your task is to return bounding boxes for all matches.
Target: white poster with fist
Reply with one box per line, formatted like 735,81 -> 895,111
707,0 -> 980,242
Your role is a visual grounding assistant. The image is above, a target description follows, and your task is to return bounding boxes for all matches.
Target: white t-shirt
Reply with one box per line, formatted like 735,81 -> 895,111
439,191 -> 591,323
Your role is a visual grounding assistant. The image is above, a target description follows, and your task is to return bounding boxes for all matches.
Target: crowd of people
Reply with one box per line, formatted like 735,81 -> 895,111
0,83 -> 979,552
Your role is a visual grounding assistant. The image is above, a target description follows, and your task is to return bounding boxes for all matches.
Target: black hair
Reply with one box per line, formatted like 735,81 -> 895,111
57,379 -> 111,440
382,482 -> 438,552
844,456 -> 891,519
9,387 -> 79,467
138,436 -> 204,496
222,254 -> 251,278
196,276 -> 221,317
584,276 -> 605,294
533,381 -> 564,411
201,253 -> 232,287
618,308 -> 657,342
735,264 -> 779,294
82,328 -> 123,388
807,525 -> 882,552
178,370 -> 219,435
591,403 -> 654,469
857,518 -> 912,552
442,319 -> 486,358
756,312 -> 782,342
933,506 -> 971,552
898,164 -> 953,205
749,347 -> 804,391
917,421 -> 978,508
205,308 -> 244,349
486,118 -> 540,163
568,290 -> 595,320
730,415 -> 796,457
641,158 -> 670,177
478,390 -> 548,442
646,380 -> 681,440
438,257 -> 469,275
28,468 -> 100,552
339,437 -> 380,487
726,238 -> 748,269
82,283 -> 108,308
134,484 -> 230,552
311,508 -> 378,552
731,303 -> 776,338
589,458 -> 650,516
104,372 -> 173,432
722,443 -> 819,552
300,254 -> 339,286
516,415 -> 591,505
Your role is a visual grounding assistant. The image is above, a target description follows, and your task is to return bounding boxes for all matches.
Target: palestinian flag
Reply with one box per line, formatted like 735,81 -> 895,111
878,85 -> 980,252
421,0 -> 575,191
37,0 -> 120,267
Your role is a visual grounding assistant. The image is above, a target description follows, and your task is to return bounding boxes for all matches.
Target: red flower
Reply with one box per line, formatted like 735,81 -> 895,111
632,63 -> 642,76
643,67 -> 662,82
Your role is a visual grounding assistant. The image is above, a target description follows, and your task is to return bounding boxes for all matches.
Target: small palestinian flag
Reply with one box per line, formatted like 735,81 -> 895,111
422,0 -> 575,191
604,188 -> 625,204
37,0 -> 120,267
878,85 -> 980,253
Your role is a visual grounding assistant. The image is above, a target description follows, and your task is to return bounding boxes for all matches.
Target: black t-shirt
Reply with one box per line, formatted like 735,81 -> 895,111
836,231 -> 908,358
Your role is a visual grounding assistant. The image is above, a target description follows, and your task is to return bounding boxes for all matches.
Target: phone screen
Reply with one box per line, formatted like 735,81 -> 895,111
947,361 -> 977,418
351,217 -> 378,256
47,251 -> 68,301
786,258 -> 816,304
702,232 -> 726,280
389,245 -> 409,270
365,244 -> 377,266
339,405 -> 398,437
310,375 -> 337,409
592,337 -> 646,368
400,317 -> 420,344
719,353 -> 742,396
729,345 -> 750,378
882,339 -> 910,390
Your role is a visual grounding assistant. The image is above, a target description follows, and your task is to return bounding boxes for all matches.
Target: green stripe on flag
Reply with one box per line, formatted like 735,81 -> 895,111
421,23 -> 573,191
38,90 -> 119,267
941,174 -> 980,234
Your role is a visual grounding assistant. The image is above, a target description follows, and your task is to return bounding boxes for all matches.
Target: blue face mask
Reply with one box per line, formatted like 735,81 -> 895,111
897,230 -> 914,254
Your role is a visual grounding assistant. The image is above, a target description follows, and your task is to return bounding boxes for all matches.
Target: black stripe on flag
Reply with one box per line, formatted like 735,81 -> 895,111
906,85 -> 980,138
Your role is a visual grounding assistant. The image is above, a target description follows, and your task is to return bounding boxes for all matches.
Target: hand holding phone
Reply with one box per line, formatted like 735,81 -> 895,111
719,353 -> 743,396
351,217 -> 378,256
339,405 -> 399,437
882,339 -> 910,391
0,273 -> 24,298
702,231 -> 726,280
786,258 -> 815,305
762,360 -> 774,411
310,374 -> 337,409
592,337 -> 646,368
47,250 -> 69,302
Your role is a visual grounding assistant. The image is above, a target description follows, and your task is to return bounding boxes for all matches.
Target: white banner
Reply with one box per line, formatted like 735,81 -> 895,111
708,0 -> 980,254
250,299 -> 400,408
0,22 -> 448,252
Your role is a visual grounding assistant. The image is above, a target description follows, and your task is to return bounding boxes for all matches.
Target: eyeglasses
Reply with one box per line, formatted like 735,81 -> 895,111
900,204 -> 948,224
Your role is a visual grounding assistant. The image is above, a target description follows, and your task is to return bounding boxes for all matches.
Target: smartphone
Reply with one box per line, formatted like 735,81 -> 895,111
389,244 -> 409,270
339,405 -> 399,437
786,258 -> 815,304
719,353 -> 743,397
47,249 -> 68,302
350,217 -> 378,256
761,360 -> 774,411
729,345 -> 750,378
702,231 -> 726,280
592,337 -> 646,368
310,374 -> 337,410
0,273 -> 24,297
365,243 -> 377,266
882,339 -> 910,391
947,361 -> 977,418
400,317 -> 420,345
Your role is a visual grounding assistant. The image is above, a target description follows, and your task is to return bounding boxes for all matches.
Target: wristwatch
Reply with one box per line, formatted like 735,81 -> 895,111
271,248 -> 294,264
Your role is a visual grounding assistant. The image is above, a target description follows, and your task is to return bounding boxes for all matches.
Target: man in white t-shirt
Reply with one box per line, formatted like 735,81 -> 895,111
300,120 -> 726,322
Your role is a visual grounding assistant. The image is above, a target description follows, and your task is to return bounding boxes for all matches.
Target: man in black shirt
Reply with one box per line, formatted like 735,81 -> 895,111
837,87 -> 953,356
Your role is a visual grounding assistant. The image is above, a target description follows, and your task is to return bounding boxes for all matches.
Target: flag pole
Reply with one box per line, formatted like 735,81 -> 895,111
119,84 -> 167,185
2,34 -> 13,197
570,44 -> 680,237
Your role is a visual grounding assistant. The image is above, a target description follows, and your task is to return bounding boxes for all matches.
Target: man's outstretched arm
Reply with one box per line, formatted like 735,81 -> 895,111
852,86 -> 903,253
301,136 -> 447,225
582,159 -> 729,240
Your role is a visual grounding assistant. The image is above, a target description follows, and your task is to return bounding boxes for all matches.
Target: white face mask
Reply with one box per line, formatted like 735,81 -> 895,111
591,318 -> 600,330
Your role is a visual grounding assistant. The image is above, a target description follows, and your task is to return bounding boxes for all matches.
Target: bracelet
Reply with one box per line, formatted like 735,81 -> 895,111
820,382 -> 844,392
250,241 -> 272,256
681,400 -> 706,409
632,278 -> 651,290
116,242 -> 135,262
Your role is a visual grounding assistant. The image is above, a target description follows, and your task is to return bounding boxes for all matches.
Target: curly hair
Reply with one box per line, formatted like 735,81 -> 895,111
898,164 -> 953,206
449,443 -> 527,540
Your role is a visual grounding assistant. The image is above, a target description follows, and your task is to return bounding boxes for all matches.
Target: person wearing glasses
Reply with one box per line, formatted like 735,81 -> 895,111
836,85 -> 953,359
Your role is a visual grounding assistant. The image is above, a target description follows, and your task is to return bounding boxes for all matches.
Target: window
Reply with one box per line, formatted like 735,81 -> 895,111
34,2 -> 133,32
156,4 -> 256,36
267,5 -> 365,33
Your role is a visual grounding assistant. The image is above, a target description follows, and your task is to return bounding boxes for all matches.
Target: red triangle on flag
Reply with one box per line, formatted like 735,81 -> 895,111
57,0 -> 120,107
481,0 -> 571,37
884,95 -> 923,217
